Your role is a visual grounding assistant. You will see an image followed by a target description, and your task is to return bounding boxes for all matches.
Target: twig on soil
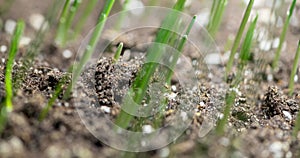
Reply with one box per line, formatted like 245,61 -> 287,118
272,0 -> 297,70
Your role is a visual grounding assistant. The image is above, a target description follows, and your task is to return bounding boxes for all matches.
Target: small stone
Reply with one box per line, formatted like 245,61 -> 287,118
269,141 -> 283,158
158,147 -> 170,158
19,36 -> 31,46
205,53 -> 221,65
127,0 -> 145,16
171,85 -> 177,91
219,137 -> 230,147
259,40 -> 272,51
29,13 -> 47,31
272,37 -> 280,49
4,19 -> 16,34
196,9 -> 210,26
100,106 -> 111,113
142,125 -> 153,134
0,45 -> 7,53
294,75 -> 298,82
282,111 -> 292,121
62,49 -> 73,59
122,49 -> 131,61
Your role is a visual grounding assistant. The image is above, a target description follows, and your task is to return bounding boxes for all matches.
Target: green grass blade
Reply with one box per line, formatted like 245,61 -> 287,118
288,40 -> 300,96
207,0 -> 227,37
293,94 -> 300,140
73,0 -> 98,38
272,0 -> 297,70
64,0 -> 115,100
14,0 -> 63,90
113,42 -> 123,63
225,0 -> 254,78
55,0 -> 71,45
5,20 -> 25,112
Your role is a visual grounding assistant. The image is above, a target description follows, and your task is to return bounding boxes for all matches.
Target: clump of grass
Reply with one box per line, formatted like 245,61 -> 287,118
272,0 -> 297,70
55,0 -> 82,46
115,0 -> 192,129
63,0 -> 115,99
225,0 -> 254,78
216,15 -> 258,135
207,0 -> 228,37
14,0 -> 63,90
288,40 -> 300,96
0,20 -> 25,133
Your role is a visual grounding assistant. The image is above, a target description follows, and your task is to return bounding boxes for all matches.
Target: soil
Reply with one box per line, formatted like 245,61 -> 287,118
0,0 -> 300,158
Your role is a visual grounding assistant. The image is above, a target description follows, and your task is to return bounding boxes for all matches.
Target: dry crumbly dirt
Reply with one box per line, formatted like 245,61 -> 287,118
0,0 -> 300,158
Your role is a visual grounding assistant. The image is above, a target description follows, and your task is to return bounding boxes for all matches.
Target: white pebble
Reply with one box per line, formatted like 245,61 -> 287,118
294,75 -> 298,82
164,92 -> 177,100
4,19 -> 16,34
158,147 -> 170,158
123,49 -> 131,61
29,13 -> 47,31
257,8 -> 276,24
127,0 -> 145,16
219,137 -> 230,147
200,102 -> 205,107
272,37 -> 280,49
180,111 -> 188,121
196,9 -> 210,26
269,141 -> 283,158
0,45 -> 7,53
283,111 -> 292,121
100,106 -> 111,113
259,40 -> 272,51
19,36 -> 31,46
205,53 -> 221,65
171,85 -> 177,91
142,125 -> 153,134
62,49 -> 73,59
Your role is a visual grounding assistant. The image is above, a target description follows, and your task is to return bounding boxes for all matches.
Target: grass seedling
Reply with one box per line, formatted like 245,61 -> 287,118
63,0 -> 115,100
5,20 -> 25,112
14,0 -> 63,90
115,0 -> 131,30
272,0 -> 297,70
288,40 -> 300,96
115,0 -> 188,129
225,0 -> 254,78
113,42 -> 123,63
0,20 -> 25,133
63,0 -> 81,44
55,0 -> 71,45
216,15 -> 258,135
73,0 -> 98,38
207,0 -> 228,37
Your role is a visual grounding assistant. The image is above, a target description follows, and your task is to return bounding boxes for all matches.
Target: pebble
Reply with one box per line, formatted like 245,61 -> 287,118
256,8 -> 276,24
20,36 -> 31,46
219,137 -> 230,147
269,141 -> 283,158
158,147 -> 170,158
272,37 -> 280,49
196,9 -> 210,26
171,85 -> 177,91
282,111 -> 292,121
0,45 -> 7,53
259,40 -> 272,51
29,13 -> 47,31
142,125 -> 153,134
62,49 -> 73,59
127,0 -> 145,16
205,53 -> 221,65
100,106 -> 111,113
294,75 -> 298,82
122,49 -> 131,61
4,19 -> 16,34
180,111 -> 188,121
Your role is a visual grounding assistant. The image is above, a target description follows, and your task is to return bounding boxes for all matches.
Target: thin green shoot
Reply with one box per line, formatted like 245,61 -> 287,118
55,0 -> 71,45
63,0 -> 115,100
288,40 -> 300,96
272,0 -> 297,70
115,0 -> 187,129
14,0 -> 63,90
225,0 -> 254,78
113,42 -> 123,63
207,0 -> 228,37
166,15 -> 196,83
115,0 -> 131,30
216,15 -> 258,135
293,101 -> 300,140
39,74 -> 70,121
73,0 -> 98,38
5,20 -> 25,112
62,0 -> 82,45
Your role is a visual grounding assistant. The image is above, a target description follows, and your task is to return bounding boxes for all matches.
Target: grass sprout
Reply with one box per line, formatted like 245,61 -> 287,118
5,20 -> 25,112
73,0 -> 98,38
207,0 -> 228,37
216,14 -> 258,135
225,0 -> 254,78
55,0 -> 72,45
0,20 -> 25,133
14,0 -> 63,90
288,40 -> 300,96
115,0 -> 187,129
272,0 -> 297,70
113,42 -> 124,63
63,0 -> 115,100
